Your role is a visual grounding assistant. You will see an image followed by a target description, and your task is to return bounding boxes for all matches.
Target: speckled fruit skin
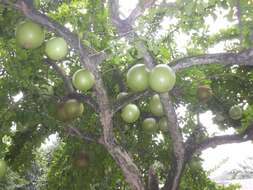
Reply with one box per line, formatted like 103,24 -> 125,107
126,64 -> 150,92
149,64 -> 176,93
45,37 -> 68,60
116,92 -> 128,100
121,104 -> 140,123
16,21 -> 44,49
72,69 -> 95,91
229,105 -> 242,120
0,160 -> 7,178
149,94 -> 164,117
158,117 -> 168,132
142,118 -> 157,133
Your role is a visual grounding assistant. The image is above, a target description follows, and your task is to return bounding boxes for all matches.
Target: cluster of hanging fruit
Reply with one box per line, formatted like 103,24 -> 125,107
118,63 -> 176,133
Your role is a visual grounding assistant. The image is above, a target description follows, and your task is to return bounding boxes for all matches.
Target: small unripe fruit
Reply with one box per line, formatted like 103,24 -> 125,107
72,69 -> 95,91
121,104 -> 140,123
158,117 -> 168,132
149,94 -> 164,117
45,37 -> 68,60
16,21 -> 44,49
116,92 -> 128,100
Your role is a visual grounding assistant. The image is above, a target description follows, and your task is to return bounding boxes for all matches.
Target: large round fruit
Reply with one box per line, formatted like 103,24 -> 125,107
72,69 -> 95,91
149,94 -> 164,117
197,85 -> 212,102
116,92 -> 128,100
229,105 -> 242,120
0,160 -> 7,178
121,104 -> 140,123
142,118 -> 157,133
158,117 -> 168,132
126,64 -> 150,92
45,37 -> 68,60
64,99 -> 84,119
149,64 -> 176,93
16,21 -> 44,49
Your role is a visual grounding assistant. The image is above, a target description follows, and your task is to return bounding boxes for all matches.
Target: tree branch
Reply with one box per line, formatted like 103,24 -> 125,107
44,59 -> 74,94
126,0 -> 157,26
171,48 -> 253,71
160,94 -> 185,190
65,93 -> 99,113
67,126 -> 99,143
148,166 -> 159,190
190,126 -> 253,154
113,90 -> 153,114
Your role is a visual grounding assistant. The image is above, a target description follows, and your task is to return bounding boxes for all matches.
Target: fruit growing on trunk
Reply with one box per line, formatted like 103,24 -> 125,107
72,69 -> 95,91
126,64 -> 150,92
16,21 -> 44,49
229,105 -> 242,120
197,85 -> 212,102
149,64 -> 176,93
149,94 -> 164,117
45,37 -> 68,60
142,118 -> 157,133
0,160 -> 7,178
121,104 -> 140,123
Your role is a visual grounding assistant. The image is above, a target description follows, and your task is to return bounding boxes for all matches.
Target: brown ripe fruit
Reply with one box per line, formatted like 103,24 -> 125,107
197,85 -> 212,102
74,152 -> 89,168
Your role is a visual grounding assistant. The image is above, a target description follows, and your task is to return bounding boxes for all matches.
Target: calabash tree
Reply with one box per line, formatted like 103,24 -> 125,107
0,0 -> 253,190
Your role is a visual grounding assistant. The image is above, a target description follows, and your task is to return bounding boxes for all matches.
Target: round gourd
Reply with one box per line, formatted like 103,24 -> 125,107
121,104 -> 140,123
149,64 -> 176,93
72,69 -> 95,91
45,37 -> 68,60
16,21 -> 44,49
126,64 -> 150,92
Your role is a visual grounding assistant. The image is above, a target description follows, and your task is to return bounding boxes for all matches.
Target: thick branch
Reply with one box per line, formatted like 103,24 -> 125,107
148,166 -> 159,190
171,48 -> 253,71
191,126 -> 253,154
160,94 -> 185,190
